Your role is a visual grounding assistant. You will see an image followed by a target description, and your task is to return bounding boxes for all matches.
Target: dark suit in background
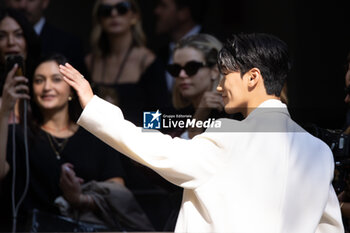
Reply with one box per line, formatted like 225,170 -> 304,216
39,20 -> 86,74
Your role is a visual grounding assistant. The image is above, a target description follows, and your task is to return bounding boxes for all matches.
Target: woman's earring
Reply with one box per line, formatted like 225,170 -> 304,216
68,96 -> 72,101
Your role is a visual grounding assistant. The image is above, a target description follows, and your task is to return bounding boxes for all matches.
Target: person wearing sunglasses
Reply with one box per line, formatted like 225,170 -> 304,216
86,0 -> 176,229
167,33 -> 227,139
154,0 -> 208,97
86,0 -> 168,126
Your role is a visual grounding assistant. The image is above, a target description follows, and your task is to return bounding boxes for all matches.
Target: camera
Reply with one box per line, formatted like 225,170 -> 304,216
303,124 -> 350,194
303,123 -> 350,161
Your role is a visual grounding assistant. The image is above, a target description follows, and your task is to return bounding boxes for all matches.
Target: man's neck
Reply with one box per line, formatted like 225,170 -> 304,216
244,95 -> 280,117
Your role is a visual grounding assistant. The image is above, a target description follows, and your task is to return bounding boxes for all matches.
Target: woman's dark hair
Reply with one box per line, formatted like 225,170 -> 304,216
218,33 -> 291,97
28,54 -> 82,133
0,8 -> 41,96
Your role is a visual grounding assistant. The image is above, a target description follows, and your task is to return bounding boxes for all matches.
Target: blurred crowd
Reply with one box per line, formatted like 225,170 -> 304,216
0,0 -> 348,232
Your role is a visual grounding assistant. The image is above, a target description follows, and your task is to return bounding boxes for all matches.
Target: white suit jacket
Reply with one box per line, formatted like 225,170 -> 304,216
78,96 -> 344,233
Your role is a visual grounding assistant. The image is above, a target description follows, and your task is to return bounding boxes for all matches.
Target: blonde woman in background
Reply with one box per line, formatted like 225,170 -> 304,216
85,0 -> 168,126
85,1 -> 175,229
168,33 -> 231,139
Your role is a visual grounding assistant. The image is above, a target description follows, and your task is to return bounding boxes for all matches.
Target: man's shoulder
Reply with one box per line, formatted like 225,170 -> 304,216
204,117 -> 242,133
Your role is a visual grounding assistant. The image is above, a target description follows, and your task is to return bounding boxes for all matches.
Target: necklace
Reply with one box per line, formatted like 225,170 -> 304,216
100,41 -> 134,84
46,132 -> 69,160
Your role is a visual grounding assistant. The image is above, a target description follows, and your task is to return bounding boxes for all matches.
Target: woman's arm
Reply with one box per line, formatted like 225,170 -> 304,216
0,106 -> 10,180
0,65 -> 29,180
60,163 -> 124,210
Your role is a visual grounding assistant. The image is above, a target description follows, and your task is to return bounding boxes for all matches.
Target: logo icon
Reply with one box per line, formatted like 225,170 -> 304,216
143,110 -> 162,129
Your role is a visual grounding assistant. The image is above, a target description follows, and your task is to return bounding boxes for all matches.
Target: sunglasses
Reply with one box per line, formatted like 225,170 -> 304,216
97,2 -> 132,18
166,61 -> 212,77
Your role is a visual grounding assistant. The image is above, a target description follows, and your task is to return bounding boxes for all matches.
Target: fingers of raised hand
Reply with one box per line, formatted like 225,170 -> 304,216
59,63 -> 84,80
65,63 -> 81,75
59,65 -> 74,79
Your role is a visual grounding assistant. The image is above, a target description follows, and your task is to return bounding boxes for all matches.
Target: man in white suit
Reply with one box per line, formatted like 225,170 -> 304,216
59,33 -> 344,233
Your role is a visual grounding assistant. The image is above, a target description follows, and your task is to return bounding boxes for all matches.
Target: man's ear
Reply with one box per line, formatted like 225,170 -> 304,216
246,68 -> 262,88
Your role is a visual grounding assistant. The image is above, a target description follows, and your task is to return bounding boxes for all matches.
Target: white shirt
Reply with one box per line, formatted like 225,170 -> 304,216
34,17 -> 46,35
78,96 -> 344,233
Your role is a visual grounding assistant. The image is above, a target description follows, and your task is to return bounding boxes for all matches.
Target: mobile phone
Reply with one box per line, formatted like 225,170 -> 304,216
6,54 -> 25,76
5,55 -> 27,94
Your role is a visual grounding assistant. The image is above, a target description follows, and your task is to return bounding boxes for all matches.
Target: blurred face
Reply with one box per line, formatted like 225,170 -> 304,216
154,0 -> 179,35
98,0 -> 138,35
173,47 -> 213,102
33,61 -> 71,112
5,0 -> 49,25
344,62 -> 350,104
0,16 -> 27,62
217,71 -> 249,114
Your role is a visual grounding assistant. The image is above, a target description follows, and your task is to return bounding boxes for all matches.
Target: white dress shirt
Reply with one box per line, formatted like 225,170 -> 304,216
34,17 -> 46,35
78,96 -> 344,233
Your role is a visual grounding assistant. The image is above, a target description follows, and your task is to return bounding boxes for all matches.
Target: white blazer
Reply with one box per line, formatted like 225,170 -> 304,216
78,96 -> 344,233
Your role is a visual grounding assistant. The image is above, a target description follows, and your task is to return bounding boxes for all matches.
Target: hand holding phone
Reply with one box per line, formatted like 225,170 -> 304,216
1,57 -> 29,112
6,55 -> 25,76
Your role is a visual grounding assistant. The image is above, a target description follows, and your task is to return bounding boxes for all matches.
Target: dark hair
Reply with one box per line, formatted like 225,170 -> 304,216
28,54 -> 82,133
174,0 -> 206,24
0,8 -> 41,95
218,33 -> 291,97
